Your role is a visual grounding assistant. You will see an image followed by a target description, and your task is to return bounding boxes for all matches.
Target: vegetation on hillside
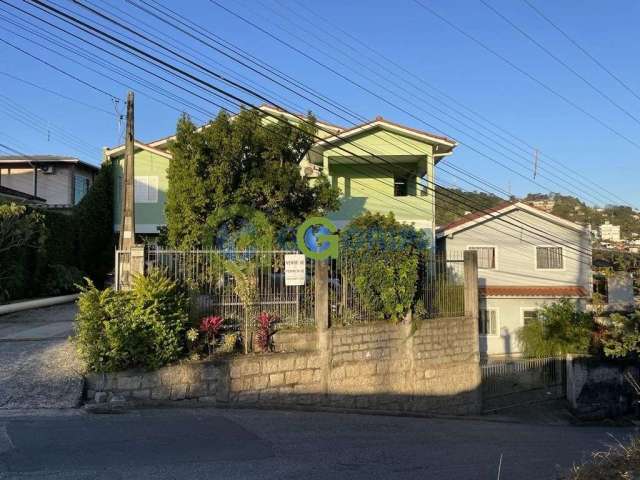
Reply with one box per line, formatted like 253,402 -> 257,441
434,186 -> 503,227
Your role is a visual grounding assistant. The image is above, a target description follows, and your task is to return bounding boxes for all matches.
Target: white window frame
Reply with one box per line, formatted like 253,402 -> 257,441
467,245 -> 498,270
479,307 -> 499,337
534,245 -> 565,271
520,307 -> 540,326
134,175 -> 159,204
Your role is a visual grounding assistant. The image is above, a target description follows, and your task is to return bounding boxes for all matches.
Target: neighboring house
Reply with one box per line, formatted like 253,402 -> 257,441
0,155 -> 98,208
0,185 -> 45,204
436,201 -> 592,359
599,221 -> 621,242
105,104 -> 458,243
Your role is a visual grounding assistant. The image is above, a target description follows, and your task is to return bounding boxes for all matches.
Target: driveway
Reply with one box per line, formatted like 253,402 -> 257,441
0,407 -> 635,479
0,303 -> 83,409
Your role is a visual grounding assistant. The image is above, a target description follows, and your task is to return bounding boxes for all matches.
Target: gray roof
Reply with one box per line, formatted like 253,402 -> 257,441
0,155 -> 99,171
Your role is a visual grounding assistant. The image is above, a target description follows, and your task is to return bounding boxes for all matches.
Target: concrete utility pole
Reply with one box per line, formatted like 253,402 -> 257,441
119,91 -> 135,251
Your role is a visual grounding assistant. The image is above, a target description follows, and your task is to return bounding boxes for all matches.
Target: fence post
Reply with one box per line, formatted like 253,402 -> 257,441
464,250 -> 480,365
315,260 -> 329,330
315,259 -> 330,397
130,244 -> 146,278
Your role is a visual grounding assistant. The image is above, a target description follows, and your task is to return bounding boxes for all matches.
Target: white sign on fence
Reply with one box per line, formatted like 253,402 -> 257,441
284,254 -> 306,286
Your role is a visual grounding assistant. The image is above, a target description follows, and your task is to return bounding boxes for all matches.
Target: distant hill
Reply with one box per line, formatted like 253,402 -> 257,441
434,186 -> 503,227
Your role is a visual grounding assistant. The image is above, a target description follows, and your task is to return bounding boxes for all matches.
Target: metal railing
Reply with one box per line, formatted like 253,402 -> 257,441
144,248 -> 316,331
481,356 -> 566,407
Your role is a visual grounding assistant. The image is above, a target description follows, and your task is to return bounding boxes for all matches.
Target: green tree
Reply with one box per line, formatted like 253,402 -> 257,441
165,109 -> 339,249
74,162 -> 115,286
340,212 -> 428,322
517,299 -> 594,357
0,203 -> 44,300
602,312 -> 640,359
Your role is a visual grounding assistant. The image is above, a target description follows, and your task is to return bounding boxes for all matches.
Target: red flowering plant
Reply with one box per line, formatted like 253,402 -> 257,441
255,312 -> 276,352
200,315 -> 224,357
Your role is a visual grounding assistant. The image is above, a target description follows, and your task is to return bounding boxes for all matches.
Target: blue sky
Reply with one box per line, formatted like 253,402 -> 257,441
1,0 -> 639,208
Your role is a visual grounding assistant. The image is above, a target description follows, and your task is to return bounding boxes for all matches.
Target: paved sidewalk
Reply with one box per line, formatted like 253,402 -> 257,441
0,304 -> 83,409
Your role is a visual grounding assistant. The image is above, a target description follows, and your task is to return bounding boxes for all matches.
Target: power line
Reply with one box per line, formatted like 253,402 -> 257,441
479,0 -> 640,128
522,0 -> 640,106
27,0 -> 597,264
412,0 -> 640,152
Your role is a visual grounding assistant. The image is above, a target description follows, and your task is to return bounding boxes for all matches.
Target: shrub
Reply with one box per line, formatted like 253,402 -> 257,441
562,435 -> 640,479
74,270 -> 188,372
200,315 -> 224,356
41,264 -> 84,296
340,212 -> 428,322
517,299 -> 594,358
255,311 -> 275,352
602,312 -> 640,360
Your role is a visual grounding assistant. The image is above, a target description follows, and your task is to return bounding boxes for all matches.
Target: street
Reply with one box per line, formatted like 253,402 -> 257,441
0,406 -> 634,479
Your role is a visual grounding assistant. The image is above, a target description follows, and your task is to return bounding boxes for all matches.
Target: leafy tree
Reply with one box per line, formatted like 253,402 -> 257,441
0,203 -> 44,300
340,212 -> 428,323
517,299 -> 594,357
74,162 -> 115,286
165,108 -> 339,249
602,312 -> 640,359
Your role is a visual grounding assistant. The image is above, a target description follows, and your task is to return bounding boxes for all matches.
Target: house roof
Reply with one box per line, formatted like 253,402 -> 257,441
105,106 -> 457,159
104,141 -> 173,159
0,155 -> 99,171
480,285 -> 589,298
0,185 -> 46,203
436,201 -> 588,238
312,116 -> 457,151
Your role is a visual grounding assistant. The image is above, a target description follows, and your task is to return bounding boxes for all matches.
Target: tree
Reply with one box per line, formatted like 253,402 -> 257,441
165,108 -> 339,249
340,212 -> 428,322
74,162 -> 115,286
0,203 -> 44,300
517,299 -> 594,357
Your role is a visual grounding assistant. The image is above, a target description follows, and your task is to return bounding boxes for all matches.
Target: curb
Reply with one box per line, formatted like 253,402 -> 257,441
0,295 -> 79,317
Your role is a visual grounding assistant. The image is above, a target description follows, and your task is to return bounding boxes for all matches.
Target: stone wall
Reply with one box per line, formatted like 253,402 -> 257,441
86,316 -> 481,415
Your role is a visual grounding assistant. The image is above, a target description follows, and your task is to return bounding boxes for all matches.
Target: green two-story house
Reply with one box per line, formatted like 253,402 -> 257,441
106,104 -> 457,243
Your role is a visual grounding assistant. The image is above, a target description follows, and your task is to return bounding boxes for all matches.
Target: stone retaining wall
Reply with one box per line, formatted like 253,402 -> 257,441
86,316 -> 481,415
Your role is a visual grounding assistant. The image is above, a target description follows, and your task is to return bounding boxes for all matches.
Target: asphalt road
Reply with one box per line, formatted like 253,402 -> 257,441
0,407 -> 635,479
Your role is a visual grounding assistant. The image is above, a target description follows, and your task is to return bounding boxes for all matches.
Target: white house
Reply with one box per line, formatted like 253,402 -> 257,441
436,202 -> 592,359
599,221 -> 621,242
0,155 -> 98,207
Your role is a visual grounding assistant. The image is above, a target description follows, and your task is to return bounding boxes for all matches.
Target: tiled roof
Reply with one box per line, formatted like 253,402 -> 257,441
480,286 -> 589,298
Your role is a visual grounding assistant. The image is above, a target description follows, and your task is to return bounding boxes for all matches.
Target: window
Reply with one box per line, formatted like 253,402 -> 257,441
394,175 -> 408,196
74,174 -> 90,204
468,246 -> 496,269
522,309 -> 539,326
536,246 -> 563,269
134,176 -> 159,203
479,309 -> 498,336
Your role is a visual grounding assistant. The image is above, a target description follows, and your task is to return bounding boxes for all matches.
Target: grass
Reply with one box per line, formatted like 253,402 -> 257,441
562,435 -> 640,479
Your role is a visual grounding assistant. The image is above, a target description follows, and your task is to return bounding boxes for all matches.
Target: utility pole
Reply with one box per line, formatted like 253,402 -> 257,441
533,148 -> 539,180
119,91 -> 135,251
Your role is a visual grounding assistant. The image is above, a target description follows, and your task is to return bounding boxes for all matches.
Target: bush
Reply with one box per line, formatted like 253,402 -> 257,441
41,264 -> 84,296
562,436 -> 640,479
602,312 -> 640,360
75,270 -> 188,372
340,212 -> 428,322
517,299 -> 594,357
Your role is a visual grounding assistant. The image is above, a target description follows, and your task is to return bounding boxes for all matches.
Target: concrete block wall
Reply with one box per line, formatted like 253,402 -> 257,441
86,316 -> 481,415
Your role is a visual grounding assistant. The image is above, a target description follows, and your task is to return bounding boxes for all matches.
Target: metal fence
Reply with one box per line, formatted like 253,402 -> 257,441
328,251 -> 466,325
481,356 -> 566,411
142,249 -> 317,332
